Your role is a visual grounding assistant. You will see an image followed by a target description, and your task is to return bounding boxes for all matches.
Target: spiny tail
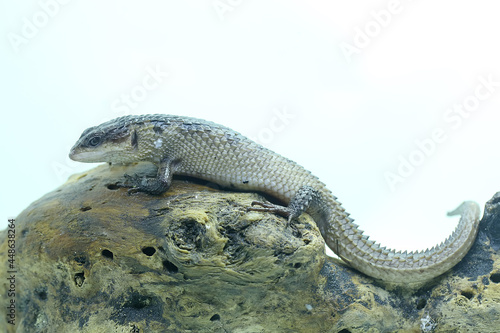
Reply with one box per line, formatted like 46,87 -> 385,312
325,201 -> 481,283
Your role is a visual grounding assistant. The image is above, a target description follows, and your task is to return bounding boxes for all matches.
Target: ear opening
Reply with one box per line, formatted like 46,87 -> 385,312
131,130 -> 138,149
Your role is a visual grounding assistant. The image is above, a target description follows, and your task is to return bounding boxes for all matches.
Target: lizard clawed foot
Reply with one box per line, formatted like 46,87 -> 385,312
113,173 -> 148,195
116,173 -> 170,195
248,200 -> 295,225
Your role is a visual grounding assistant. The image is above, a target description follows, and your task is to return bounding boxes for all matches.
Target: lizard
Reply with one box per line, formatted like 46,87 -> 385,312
69,114 -> 481,283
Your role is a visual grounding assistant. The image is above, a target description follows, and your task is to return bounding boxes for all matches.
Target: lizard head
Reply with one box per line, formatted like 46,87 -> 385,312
69,118 -> 139,164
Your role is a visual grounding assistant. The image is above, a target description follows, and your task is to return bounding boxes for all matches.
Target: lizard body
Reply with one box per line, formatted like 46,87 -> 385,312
69,114 -> 480,283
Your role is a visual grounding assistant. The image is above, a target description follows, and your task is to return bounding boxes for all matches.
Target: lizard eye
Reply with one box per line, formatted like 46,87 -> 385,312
87,136 -> 102,147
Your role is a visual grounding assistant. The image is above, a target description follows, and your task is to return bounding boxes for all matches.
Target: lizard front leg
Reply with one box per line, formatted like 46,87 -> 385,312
119,159 -> 177,195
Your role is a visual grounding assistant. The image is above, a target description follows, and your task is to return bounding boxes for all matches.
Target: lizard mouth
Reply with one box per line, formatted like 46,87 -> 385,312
69,149 -> 107,163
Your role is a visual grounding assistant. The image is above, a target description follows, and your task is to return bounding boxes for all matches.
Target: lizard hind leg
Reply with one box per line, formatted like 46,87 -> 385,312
248,185 -> 320,225
248,201 -> 294,223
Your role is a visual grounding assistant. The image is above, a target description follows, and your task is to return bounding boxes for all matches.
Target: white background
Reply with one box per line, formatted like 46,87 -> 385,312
1,0 -> 499,255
